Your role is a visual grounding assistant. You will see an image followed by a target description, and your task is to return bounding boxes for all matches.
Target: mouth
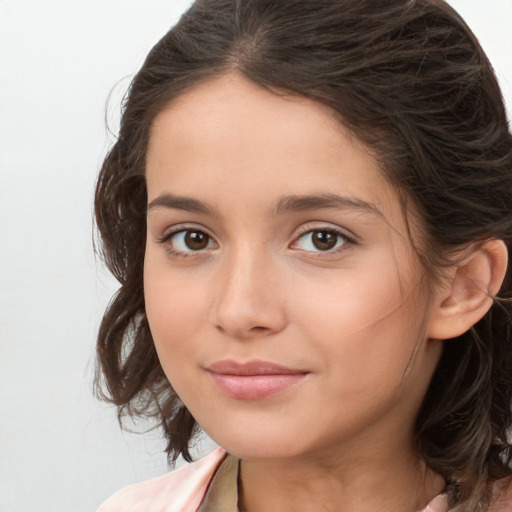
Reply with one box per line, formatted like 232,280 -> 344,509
206,359 -> 310,400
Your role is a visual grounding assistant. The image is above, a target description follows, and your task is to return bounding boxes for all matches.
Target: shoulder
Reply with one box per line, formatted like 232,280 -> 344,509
490,477 -> 512,512
96,447 -> 227,512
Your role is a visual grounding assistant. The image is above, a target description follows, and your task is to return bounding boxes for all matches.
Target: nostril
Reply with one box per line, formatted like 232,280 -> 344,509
249,326 -> 269,333
214,290 -> 288,338
215,323 -> 272,337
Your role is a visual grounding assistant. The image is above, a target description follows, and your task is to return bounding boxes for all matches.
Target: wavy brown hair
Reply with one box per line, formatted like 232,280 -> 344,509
94,0 -> 512,509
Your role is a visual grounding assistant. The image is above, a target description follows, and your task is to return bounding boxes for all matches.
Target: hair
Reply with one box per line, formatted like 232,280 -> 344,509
94,0 -> 512,509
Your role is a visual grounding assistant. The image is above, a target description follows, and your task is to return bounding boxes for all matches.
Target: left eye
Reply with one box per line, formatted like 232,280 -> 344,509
167,229 -> 217,252
294,229 -> 347,252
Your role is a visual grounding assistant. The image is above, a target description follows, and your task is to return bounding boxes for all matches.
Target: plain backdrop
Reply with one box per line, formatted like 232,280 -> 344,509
0,1 -> 511,511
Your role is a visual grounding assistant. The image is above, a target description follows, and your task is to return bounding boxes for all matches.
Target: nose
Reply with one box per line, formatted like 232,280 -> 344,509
213,249 -> 288,339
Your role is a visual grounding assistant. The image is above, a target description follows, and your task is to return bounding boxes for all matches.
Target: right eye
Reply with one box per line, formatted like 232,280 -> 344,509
160,229 -> 217,254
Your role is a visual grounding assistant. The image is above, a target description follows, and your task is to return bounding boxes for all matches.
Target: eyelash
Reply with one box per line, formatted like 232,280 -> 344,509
156,224 -> 356,258
157,225 -> 217,258
291,225 -> 355,255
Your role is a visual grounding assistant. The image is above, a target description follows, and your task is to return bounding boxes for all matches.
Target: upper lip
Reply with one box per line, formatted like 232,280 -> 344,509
206,359 -> 308,376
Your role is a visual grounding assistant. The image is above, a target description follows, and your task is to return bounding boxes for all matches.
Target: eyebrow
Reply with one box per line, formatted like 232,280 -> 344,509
147,193 -> 216,215
147,192 -> 383,219
272,193 -> 383,218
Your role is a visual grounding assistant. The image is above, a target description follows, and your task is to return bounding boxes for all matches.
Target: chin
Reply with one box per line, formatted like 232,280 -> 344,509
203,425 -> 318,461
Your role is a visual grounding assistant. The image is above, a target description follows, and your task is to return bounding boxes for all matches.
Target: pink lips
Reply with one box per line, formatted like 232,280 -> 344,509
206,360 -> 309,400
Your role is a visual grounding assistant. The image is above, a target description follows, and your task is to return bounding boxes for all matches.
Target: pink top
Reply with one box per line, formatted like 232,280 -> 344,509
97,448 -> 227,512
96,448 -> 512,512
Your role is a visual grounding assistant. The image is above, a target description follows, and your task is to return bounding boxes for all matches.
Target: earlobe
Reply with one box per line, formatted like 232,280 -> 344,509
427,239 -> 508,340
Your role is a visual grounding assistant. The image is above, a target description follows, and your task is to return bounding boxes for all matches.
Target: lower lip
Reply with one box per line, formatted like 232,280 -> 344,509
208,373 -> 307,400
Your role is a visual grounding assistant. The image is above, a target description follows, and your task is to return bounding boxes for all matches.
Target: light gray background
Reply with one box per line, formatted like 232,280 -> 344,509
0,1 -> 511,511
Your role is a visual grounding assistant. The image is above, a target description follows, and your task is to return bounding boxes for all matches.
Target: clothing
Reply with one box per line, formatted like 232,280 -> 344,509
196,452 -> 238,512
97,448 -> 227,512
97,448 -> 512,512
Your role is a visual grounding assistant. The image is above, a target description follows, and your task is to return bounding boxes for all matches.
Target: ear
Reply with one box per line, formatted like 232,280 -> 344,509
427,239 -> 508,340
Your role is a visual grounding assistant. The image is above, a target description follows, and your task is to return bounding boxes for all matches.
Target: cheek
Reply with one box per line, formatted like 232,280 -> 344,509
291,259 -> 429,386
293,260 -> 405,338
143,257 -> 207,373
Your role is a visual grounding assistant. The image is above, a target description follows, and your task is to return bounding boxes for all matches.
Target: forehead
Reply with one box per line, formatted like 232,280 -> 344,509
146,73 -> 402,226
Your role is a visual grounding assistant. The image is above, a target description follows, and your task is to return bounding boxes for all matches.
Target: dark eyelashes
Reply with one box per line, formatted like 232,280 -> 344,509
157,231 -> 177,244
294,225 -> 357,245
156,225 -> 195,244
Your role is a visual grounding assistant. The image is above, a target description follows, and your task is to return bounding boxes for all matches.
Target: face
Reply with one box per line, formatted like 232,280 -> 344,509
144,73 -> 443,463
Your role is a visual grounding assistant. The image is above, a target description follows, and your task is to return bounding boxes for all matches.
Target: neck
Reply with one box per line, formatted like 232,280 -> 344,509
238,441 -> 445,512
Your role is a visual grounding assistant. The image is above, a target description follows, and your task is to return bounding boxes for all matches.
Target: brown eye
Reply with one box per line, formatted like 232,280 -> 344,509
294,229 -> 348,252
184,230 -> 210,250
163,229 -> 217,253
311,230 -> 338,250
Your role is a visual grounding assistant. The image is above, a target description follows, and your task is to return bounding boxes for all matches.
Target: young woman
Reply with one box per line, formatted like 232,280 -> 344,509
94,1 -> 512,510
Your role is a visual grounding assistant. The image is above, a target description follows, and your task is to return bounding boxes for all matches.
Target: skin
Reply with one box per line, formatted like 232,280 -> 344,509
144,73 -> 447,511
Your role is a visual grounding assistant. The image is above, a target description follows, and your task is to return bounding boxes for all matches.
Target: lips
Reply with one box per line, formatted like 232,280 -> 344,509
206,360 -> 309,400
